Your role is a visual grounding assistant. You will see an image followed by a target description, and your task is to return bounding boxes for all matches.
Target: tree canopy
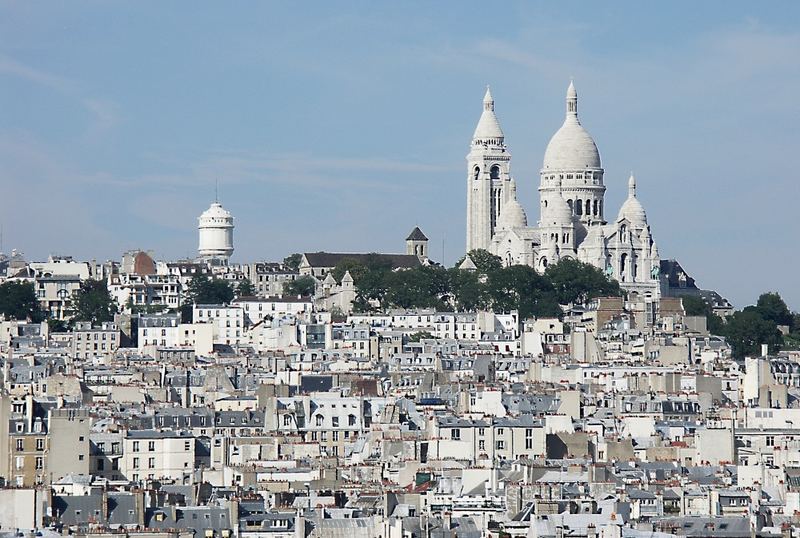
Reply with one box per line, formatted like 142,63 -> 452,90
456,249 -> 503,274
755,292 -> 793,327
73,279 -> 117,324
316,255 -> 621,318
0,281 -> 43,322
284,275 -> 316,297
722,309 -> 783,359
545,258 -> 622,305
687,291 -> 798,358
678,294 -> 724,334
283,253 -> 302,271
186,274 -> 234,305
236,280 -> 257,297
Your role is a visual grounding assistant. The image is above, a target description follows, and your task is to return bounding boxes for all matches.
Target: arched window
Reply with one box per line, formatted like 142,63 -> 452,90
490,165 -> 500,180
540,257 -> 548,269
586,199 -> 591,216
576,199 -> 583,215
567,199 -> 573,213
315,415 -> 324,427
620,253 -> 628,281
599,200 -> 603,216
473,166 -> 480,180
593,200 -> 599,216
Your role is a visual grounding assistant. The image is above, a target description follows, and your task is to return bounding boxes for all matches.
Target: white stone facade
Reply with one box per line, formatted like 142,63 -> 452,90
465,82 -> 661,298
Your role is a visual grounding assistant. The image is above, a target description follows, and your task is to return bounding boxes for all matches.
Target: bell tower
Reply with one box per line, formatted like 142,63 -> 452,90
466,87 -> 512,252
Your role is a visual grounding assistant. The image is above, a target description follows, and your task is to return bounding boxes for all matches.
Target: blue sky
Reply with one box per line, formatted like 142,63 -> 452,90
1,2 -> 799,308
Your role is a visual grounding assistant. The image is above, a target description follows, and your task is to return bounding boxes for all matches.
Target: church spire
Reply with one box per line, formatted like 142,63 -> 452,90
566,79 -> 578,119
483,85 -> 494,111
628,173 -> 637,198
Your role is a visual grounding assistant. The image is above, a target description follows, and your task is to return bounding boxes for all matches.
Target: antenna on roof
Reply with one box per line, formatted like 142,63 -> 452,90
215,178 -> 219,203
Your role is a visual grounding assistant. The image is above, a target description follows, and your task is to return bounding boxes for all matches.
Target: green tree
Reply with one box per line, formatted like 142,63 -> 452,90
486,265 -> 561,319
448,268 -> 490,311
330,257 -> 368,284
47,318 -> 70,332
679,295 -> 711,316
186,274 -> 234,305
456,249 -> 503,274
0,281 -> 43,321
755,292 -> 793,327
678,295 -> 725,335
283,253 -> 302,271
721,309 -> 783,359
73,279 -> 117,324
284,275 -> 316,297
544,258 -> 622,305
236,280 -> 257,297
384,266 -> 450,310
408,331 -> 434,342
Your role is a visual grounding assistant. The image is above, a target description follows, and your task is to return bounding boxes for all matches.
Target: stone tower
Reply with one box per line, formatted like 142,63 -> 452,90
197,202 -> 234,265
466,87 -> 512,252
406,226 -> 429,261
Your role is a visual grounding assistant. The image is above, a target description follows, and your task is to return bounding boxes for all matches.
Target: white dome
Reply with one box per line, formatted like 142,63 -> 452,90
617,174 -> 648,227
542,82 -> 601,170
498,198 -> 527,230
472,86 -> 504,141
200,202 -> 232,220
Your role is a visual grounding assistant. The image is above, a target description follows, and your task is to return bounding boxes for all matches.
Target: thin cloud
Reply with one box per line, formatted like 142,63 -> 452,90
0,53 -> 118,136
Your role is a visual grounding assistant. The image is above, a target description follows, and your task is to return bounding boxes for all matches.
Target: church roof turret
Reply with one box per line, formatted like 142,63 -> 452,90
459,255 -> 478,271
617,173 -> 648,228
472,86 -> 505,143
406,226 -> 428,241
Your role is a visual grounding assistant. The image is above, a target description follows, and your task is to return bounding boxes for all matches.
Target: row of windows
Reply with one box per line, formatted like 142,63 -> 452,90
546,172 -> 601,181
131,440 -> 192,451
310,430 -> 351,442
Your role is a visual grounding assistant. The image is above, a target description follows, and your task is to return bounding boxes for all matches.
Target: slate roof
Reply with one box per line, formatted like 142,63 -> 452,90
406,227 -> 428,241
302,252 -> 421,269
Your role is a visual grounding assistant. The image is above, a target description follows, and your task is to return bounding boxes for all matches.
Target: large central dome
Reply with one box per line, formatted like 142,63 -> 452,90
542,81 -> 601,171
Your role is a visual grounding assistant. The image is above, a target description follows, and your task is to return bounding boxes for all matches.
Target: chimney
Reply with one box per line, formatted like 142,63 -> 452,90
25,393 -> 34,432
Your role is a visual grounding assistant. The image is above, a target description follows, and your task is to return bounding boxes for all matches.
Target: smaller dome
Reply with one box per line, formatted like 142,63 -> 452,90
617,174 -> 648,228
548,191 -> 573,224
497,180 -> 527,230
498,199 -> 527,230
